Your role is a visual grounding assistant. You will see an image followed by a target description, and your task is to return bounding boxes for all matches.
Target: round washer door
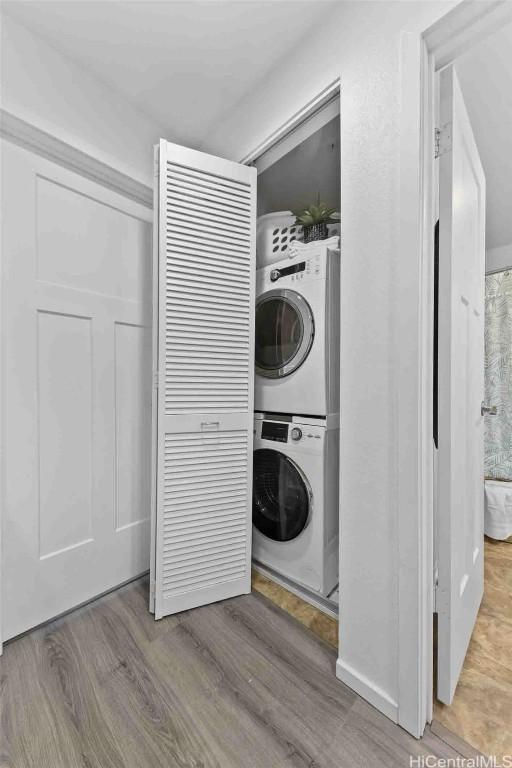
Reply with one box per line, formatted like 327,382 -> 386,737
252,448 -> 311,542
255,289 -> 314,379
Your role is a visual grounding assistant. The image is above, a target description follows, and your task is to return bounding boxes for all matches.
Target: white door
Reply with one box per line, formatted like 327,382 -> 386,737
151,140 -> 256,619
437,66 -> 486,704
1,141 -> 152,640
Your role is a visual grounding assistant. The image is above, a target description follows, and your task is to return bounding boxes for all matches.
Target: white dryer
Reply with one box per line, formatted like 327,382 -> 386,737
254,245 -> 340,418
252,413 -> 339,597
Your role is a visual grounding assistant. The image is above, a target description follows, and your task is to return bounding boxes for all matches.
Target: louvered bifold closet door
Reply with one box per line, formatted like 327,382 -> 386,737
154,139 -> 256,618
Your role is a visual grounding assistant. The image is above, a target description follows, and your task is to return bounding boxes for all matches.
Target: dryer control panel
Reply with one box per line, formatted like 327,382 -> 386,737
258,246 -> 330,290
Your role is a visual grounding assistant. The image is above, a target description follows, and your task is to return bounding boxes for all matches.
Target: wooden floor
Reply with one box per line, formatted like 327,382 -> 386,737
434,538 -> 512,761
0,578 -> 476,768
251,570 -> 338,647
253,545 -> 512,764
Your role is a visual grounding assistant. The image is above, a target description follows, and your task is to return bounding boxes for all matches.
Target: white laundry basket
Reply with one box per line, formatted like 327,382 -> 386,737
256,212 -> 303,268
256,211 -> 341,268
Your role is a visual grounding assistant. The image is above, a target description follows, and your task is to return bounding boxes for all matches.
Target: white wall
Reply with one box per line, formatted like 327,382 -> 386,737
204,0 -> 455,726
487,242 -> 512,273
0,14 -> 159,186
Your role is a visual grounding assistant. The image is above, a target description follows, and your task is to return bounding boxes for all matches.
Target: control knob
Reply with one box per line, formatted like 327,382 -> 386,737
270,269 -> 281,282
290,427 -> 302,441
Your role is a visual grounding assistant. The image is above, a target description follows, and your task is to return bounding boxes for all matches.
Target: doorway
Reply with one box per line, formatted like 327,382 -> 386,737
248,85 -> 342,631
430,18 -> 512,762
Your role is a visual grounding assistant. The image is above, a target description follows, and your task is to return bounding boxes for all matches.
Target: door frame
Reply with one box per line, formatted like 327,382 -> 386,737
406,0 -> 512,734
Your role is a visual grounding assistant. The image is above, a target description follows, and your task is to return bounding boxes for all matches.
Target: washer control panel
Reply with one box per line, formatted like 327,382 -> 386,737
255,418 -> 325,450
261,420 -> 288,443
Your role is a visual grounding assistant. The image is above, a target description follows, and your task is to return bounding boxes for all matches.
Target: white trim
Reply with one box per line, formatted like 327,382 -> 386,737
254,96 -> 340,174
406,0 -> 512,737
336,660 -> 399,723
395,28 -> 435,738
240,79 -> 340,167
0,110 -> 153,208
0,116 -> 3,655
423,0 -> 512,70
149,145 -> 159,615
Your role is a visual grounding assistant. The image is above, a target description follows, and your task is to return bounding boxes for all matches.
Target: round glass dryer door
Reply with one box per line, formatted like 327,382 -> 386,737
255,289 -> 314,378
253,449 -> 311,542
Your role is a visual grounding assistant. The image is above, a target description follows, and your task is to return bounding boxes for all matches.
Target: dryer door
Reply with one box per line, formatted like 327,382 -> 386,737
253,449 -> 311,541
255,289 -> 314,378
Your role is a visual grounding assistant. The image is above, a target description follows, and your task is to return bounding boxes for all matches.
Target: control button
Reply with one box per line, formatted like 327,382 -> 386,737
307,433 -> 313,438
290,427 -> 302,441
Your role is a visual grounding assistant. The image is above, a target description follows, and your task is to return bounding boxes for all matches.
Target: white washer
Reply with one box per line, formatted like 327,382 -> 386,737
252,413 -> 339,597
254,245 -> 340,418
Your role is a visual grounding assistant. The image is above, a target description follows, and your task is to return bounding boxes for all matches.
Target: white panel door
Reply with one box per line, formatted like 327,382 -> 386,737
437,67 -> 486,704
152,140 -> 256,619
1,140 -> 152,640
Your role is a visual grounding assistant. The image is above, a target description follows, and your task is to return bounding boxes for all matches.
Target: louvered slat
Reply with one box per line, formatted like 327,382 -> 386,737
164,179 -> 251,410
153,140 -> 255,618
160,430 -> 249,599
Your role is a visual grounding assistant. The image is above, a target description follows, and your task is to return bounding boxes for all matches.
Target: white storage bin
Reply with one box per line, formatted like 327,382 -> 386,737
257,211 -> 341,268
256,212 -> 303,267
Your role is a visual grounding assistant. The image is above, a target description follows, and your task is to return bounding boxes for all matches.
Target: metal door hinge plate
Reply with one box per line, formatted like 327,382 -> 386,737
435,123 -> 452,158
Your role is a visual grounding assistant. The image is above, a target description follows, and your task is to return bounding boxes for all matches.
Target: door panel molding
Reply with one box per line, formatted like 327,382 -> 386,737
1,140 -> 153,644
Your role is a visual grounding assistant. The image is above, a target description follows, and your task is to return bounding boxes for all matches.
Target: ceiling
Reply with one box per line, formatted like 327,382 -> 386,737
456,23 -> 512,250
4,2 -> 510,249
2,0 -> 337,148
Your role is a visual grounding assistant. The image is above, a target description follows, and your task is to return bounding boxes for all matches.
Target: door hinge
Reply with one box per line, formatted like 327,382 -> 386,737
433,563 -> 439,613
435,123 -> 452,158
153,371 -> 159,389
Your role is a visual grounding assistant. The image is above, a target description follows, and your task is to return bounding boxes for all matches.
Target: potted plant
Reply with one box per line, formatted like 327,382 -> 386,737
292,196 -> 339,243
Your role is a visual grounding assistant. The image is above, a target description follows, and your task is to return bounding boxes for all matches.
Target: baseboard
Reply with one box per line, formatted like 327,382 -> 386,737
336,658 -> 399,722
3,570 -> 149,646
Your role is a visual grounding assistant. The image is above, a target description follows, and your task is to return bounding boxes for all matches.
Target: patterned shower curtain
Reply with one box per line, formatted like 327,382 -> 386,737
484,269 -> 512,481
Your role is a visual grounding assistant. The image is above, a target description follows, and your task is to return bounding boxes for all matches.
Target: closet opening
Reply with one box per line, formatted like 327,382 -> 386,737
247,84 -> 342,639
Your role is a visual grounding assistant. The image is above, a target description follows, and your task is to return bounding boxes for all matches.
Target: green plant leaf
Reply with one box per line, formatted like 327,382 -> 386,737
292,199 -> 339,226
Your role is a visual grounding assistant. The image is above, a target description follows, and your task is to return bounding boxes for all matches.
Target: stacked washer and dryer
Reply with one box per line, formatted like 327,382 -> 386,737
252,221 -> 340,600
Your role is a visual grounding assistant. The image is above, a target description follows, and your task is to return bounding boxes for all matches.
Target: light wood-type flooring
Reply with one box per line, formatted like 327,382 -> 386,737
434,538 -> 512,762
1,576 -> 478,768
251,570 -> 338,647
255,552 -> 512,765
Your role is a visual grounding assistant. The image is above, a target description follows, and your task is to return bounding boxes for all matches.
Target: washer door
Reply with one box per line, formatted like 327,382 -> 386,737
253,448 -> 311,542
255,289 -> 314,378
